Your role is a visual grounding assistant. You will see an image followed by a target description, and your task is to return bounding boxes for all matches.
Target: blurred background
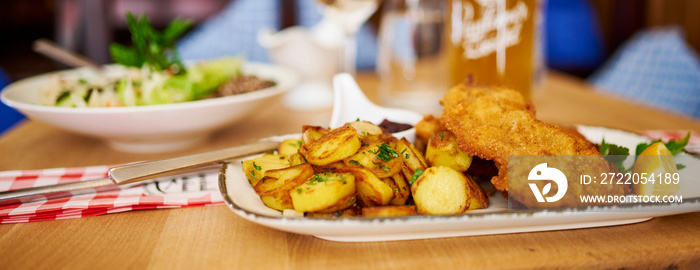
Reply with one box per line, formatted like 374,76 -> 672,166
1,0 -> 700,132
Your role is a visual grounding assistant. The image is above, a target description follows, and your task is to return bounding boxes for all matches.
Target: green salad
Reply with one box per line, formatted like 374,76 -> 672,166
39,13 -> 261,108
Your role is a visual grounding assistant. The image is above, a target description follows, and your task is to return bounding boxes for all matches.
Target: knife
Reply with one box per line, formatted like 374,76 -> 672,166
0,140 -> 279,206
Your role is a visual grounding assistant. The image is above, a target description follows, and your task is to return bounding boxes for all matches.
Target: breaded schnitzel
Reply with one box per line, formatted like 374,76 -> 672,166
439,83 -> 627,208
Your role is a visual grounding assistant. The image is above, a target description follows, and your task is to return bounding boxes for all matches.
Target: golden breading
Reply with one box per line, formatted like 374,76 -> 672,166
439,83 -> 627,208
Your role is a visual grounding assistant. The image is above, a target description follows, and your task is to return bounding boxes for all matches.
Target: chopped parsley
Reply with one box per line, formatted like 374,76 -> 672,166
252,162 -> 262,171
374,143 -> 399,162
401,148 -> 409,159
409,169 -> 424,185
308,172 -> 332,185
349,160 -> 362,167
439,132 -> 444,141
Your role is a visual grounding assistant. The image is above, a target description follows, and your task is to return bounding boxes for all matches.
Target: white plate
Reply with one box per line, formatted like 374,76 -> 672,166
1,62 -> 298,153
219,126 -> 700,242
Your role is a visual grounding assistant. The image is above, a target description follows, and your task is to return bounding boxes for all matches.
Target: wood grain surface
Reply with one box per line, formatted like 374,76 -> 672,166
1,72 -> 699,269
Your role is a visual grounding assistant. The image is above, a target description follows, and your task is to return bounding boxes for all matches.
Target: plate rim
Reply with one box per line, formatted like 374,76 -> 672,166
0,61 -> 299,114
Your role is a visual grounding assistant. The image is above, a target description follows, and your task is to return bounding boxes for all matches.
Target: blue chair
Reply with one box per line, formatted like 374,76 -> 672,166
0,68 -> 24,134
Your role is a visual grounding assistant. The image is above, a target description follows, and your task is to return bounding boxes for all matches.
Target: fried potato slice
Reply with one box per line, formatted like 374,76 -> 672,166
465,174 -> 489,210
337,167 -> 395,207
289,152 -> 307,166
304,125 -> 361,166
254,163 -> 315,195
425,130 -> 472,172
290,172 -> 356,213
396,137 -> 428,173
385,173 -> 410,206
242,154 -> 289,186
299,125 -> 328,157
361,205 -> 416,217
252,164 -> 315,211
348,120 -> 384,137
278,138 -> 302,157
414,115 -> 443,151
411,166 -> 470,215
343,142 -> 402,178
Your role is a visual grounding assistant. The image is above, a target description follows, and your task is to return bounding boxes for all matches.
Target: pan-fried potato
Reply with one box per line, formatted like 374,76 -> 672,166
465,174 -> 489,210
425,131 -> 472,172
414,115 -> 443,151
254,163 -> 314,195
290,172 -> 356,213
304,125 -> 362,166
242,119 -> 492,217
278,138 -> 302,157
348,120 -> 384,137
242,154 -> 289,186
312,161 -> 347,173
288,152 -> 307,166
343,142 -> 402,178
396,138 -> 428,173
338,167 -> 394,207
253,164 -> 315,211
299,126 -> 328,157
306,205 -> 362,218
411,166 -> 469,215
361,205 -> 416,217
260,192 -> 294,211
360,132 -> 394,146
385,173 -> 410,206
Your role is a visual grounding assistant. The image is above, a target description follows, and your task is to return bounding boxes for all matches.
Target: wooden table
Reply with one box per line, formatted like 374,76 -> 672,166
1,72 -> 699,269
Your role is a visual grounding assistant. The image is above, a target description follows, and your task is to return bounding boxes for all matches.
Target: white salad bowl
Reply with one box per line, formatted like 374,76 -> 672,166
0,62 -> 298,153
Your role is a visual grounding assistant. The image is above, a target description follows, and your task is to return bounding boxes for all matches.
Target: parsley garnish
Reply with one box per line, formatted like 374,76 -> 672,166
309,172 -> 331,185
439,132 -> 444,141
253,162 -> 262,171
409,169 -> 424,185
600,132 -> 691,172
599,138 -> 631,173
109,12 -> 192,74
635,132 -> 690,156
375,143 -> 399,162
349,160 -> 362,167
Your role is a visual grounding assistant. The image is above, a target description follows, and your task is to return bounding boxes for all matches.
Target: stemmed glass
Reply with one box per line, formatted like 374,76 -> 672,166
317,0 -> 382,74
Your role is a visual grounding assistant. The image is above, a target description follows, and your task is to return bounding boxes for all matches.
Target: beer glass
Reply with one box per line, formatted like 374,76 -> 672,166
447,0 -> 543,100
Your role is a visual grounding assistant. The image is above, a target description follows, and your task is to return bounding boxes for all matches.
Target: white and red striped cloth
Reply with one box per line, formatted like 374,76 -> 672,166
0,130 -> 696,223
0,165 -> 223,224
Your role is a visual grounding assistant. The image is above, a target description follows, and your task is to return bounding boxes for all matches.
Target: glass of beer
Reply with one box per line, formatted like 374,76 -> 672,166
447,0 -> 543,100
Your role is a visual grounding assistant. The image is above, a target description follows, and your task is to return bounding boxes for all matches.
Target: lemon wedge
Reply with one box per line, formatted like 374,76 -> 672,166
632,142 -> 680,196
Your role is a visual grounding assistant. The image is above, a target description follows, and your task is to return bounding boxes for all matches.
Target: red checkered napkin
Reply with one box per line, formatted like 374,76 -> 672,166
0,165 -> 223,224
